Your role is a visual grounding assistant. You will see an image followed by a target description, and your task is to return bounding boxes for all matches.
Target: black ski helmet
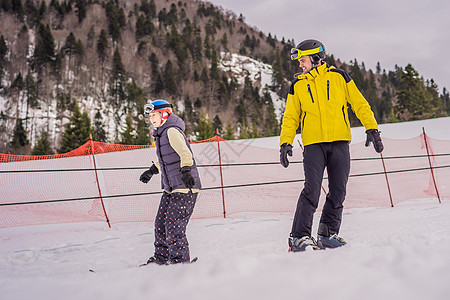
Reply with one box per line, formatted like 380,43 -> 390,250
290,39 -> 326,66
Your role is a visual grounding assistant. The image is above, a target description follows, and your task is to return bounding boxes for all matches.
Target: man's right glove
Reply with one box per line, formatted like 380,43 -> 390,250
139,163 -> 159,184
365,129 -> 384,153
280,143 -> 293,168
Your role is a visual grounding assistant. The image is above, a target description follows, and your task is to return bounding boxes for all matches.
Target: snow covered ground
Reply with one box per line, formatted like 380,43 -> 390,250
1,199 -> 449,300
1,117 -> 450,300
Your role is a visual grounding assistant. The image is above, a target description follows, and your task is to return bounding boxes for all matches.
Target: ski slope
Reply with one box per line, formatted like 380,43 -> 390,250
1,117 -> 450,300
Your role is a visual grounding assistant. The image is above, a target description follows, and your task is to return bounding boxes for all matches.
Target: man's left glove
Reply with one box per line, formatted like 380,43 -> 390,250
280,143 -> 293,168
365,129 -> 384,153
180,166 -> 195,189
139,163 -> 159,184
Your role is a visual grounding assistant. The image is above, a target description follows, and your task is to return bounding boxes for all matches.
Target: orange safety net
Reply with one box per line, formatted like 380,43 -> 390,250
0,134 -> 449,228
0,141 -> 153,163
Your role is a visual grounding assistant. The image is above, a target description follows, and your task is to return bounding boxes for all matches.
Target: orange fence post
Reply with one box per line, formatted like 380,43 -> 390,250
89,134 -> 111,227
422,127 -> 441,204
380,152 -> 394,207
216,129 -> 226,218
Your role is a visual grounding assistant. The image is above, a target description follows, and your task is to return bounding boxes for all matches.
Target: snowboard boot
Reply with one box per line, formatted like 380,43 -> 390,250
317,223 -> 347,249
143,255 -> 168,266
288,236 -> 319,252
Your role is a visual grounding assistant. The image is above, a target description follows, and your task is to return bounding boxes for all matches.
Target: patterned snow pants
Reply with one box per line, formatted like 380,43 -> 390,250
154,191 -> 197,264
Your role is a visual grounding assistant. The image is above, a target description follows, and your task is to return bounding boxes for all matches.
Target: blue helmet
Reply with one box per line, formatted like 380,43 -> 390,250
144,99 -> 173,120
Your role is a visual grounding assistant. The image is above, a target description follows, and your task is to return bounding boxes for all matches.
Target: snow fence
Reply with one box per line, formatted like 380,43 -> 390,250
0,133 -> 449,228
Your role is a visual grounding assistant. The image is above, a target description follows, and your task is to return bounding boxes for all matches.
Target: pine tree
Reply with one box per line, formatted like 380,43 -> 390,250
105,0 -> 121,42
148,0 -> 156,18
181,19 -> 193,55
168,25 -> 187,63
144,14 -> 154,35
32,23 -> 56,71
11,72 -> 24,89
262,90 -> 278,136
59,102 -> 91,153
0,60 -> 4,87
61,32 -> 76,68
220,32 -> 228,51
154,73 -> 164,94
38,0 -> 46,18
75,0 -> 86,23
210,49 -> 219,80
442,87 -> 450,114
1,0 -> 13,12
203,33 -> 211,59
212,115 -> 223,134
10,117 -> 29,151
11,0 -> 24,20
74,39 -> 85,59
86,26 -> 95,49
167,3 -> 178,25
223,120 -> 235,140
425,79 -> 445,117
193,29 -> 202,62
135,14 -> 146,40
120,113 -> 135,144
93,110 -> 107,142
349,59 -> 367,90
395,64 -> 435,121
96,29 -> 109,88
24,72 -> 38,128
195,111 -> 214,140
139,0 -> 151,15
112,47 -> 126,103
238,125 -> 251,139
149,52 -> 158,76
135,119 -> 150,145
163,60 -> 177,94
31,129 -> 54,155
0,35 -> 7,62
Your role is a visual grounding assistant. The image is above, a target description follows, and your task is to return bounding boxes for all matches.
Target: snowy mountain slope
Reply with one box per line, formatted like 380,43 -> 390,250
219,52 -> 285,120
0,199 -> 449,300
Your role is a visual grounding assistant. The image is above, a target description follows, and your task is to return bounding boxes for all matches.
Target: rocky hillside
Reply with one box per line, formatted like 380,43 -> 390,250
0,0 -> 448,154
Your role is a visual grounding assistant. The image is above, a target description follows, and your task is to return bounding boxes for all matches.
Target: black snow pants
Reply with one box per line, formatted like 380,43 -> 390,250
291,141 -> 350,238
154,191 -> 197,263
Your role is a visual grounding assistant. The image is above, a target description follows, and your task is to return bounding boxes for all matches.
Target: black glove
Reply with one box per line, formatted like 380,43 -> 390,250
365,129 -> 384,153
280,143 -> 293,168
180,166 -> 195,189
139,163 -> 159,184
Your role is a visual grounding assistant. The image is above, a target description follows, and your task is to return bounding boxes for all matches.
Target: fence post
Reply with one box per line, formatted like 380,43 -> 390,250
422,127 -> 441,204
89,134 -> 111,227
380,152 -> 394,207
216,129 -> 226,218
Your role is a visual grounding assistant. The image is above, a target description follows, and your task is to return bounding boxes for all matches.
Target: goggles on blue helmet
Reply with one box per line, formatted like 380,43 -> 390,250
144,100 -> 173,115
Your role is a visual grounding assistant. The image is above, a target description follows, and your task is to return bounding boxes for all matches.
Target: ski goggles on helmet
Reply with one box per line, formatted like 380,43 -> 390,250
144,102 -> 173,115
290,45 -> 324,60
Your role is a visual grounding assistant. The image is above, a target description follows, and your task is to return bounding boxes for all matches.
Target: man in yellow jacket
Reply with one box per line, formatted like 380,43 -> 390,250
280,39 -> 384,252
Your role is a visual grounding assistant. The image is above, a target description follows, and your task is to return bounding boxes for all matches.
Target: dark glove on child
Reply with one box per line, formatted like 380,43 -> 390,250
280,143 -> 293,168
365,129 -> 384,153
139,163 -> 159,184
180,166 -> 195,189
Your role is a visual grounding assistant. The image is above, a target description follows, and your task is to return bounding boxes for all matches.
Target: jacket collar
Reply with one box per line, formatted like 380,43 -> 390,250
297,62 -> 329,80
153,114 -> 185,137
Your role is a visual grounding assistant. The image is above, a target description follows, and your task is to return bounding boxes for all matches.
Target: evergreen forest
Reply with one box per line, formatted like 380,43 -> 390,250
0,0 -> 448,155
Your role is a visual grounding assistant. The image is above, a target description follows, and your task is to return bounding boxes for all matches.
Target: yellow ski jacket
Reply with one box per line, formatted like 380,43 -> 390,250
280,63 -> 379,146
